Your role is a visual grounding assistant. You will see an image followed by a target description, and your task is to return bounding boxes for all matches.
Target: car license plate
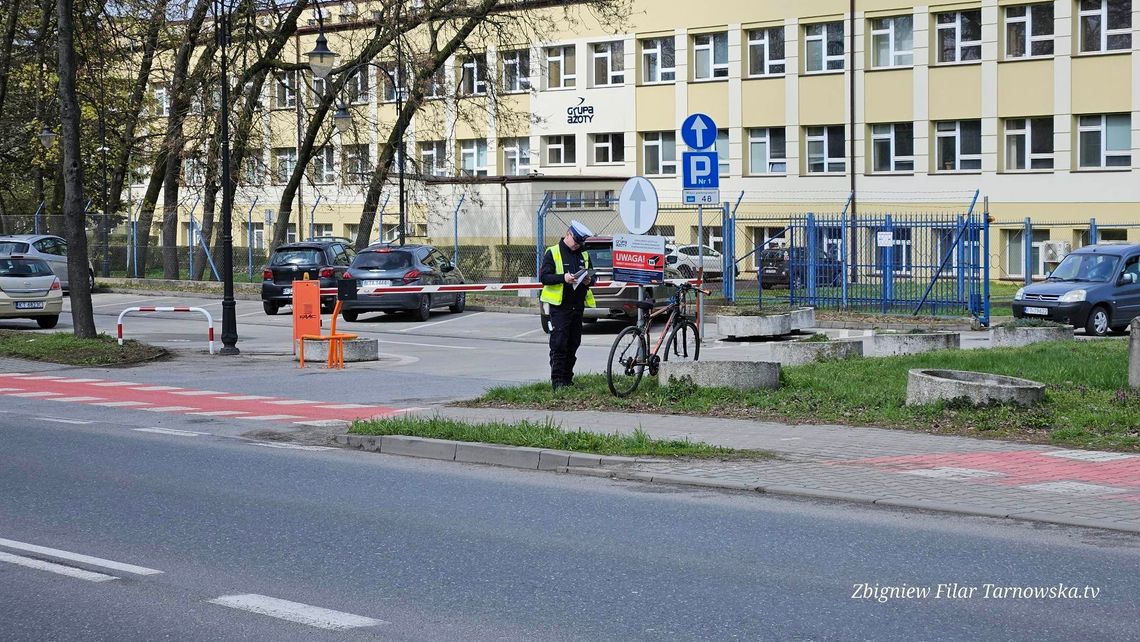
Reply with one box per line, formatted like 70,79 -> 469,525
764,268 -> 777,273
1024,306 -> 1049,316
282,287 -> 292,295
15,301 -> 45,310
362,280 -> 392,287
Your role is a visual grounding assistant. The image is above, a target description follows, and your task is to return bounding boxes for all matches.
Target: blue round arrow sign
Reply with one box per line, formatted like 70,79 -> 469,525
681,113 -> 717,150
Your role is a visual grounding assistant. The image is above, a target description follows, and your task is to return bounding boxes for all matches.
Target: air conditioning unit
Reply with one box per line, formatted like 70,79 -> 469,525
1042,240 -> 1071,263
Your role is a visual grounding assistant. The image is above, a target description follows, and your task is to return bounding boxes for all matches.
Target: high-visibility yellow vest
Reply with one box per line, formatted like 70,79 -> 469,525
540,243 -> 596,308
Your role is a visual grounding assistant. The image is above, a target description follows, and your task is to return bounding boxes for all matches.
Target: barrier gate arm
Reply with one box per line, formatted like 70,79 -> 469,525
322,279 -> 704,298
117,306 -> 216,355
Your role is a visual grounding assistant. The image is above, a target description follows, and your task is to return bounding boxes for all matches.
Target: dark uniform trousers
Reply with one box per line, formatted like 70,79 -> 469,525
549,303 -> 584,385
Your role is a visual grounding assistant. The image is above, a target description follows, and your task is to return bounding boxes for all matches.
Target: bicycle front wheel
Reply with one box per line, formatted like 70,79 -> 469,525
607,326 -> 647,397
663,320 -> 700,362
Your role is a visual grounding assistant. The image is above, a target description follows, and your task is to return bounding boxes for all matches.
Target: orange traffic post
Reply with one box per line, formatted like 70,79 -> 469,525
291,278 -> 321,357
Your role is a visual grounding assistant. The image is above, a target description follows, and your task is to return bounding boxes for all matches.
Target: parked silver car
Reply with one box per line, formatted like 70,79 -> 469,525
0,234 -> 94,291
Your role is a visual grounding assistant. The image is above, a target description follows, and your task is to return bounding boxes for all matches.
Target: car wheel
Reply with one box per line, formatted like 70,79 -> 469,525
36,315 -> 59,329
341,310 -> 359,323
678,265 -> 693,279
449,293 -> 466,314
262,301 -> 279,316
583,318 -> 597,324
540,313 -> 552,334
413,295 -> 431,322
1109,324 -> 1130,336
1085,306 -> 1110,337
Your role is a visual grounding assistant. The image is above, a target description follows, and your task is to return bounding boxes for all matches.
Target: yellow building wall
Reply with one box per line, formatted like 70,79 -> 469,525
741,78 -> 785,126
864,69 -> 914,123
687,82 -> 730,126
799,74 -> 846,124
997,60 -> 1054,117
928,65 -> 982,120
1072,54 -> 1133,114
635,84 -> 677,131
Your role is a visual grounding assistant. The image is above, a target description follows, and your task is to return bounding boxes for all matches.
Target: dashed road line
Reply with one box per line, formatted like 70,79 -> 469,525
0,387 -> 25,392
187,410 -> 248,417
92,381 -> 138,387
17,375 -> 68,381
35,417 -> 94,425
0,537 -> 163,576
316,404 -> 373,409
92,401 -> 151,408
1042,450 -> 1137,463
400,311 -> 485,333
8,392 -> 61,398
208,594 -> 383,630
251,442 -> 336,451
511,328 -> 542,338
242,415 -> 305,422
47,396 -> 104,403
133,428 -> 209,437
130,385 -> 183,392
267,399 -> 319,406
219,395 -> 272,401
141,406 -> 200,412
374,338 -> 476,350
171,390 -> 227,396
0,551 -> 118,583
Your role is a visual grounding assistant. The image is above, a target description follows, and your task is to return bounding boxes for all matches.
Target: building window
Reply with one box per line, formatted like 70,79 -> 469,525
805,125 -> 846,174
418,140 -> 447,177
183,156 -> 204,185
875,228 -> 913,275
310,74 -> 327,101
935,120 -> 982,171
747,27 -> 786,76
591,41 -> 624,86
870,16 -> 914,68
311,146 -> 336,183
804,22 -> 844,73
273,147 -> 297,184
502,49 -> 531,92
460,54 -> 487,95
343,144 -> 370,183
1005,229 -> 1050,277
151,83 -> 170,116
274,71 -> 297,109
459,139 -> 488,176
642,131 -> 677,175
1004,118 -> 1054,170
747,128 -> 787,174
311,223 -> 333,238
545,45 -> 576,89
716,130 -> 730,177
380,63 -> 408,102
692,32 -> 728,80
1080,0 -> 1132,53
502,138 -> 530,175
345,69 -> 370,104
591,133 -> 625,164
1078,114 -> 1132,168
544,134 -> 576,165
641,37 -> 675,83
241,153 -> 266,185
936,10 -> 982,63
424,66 -> 446,98
549,190 -> 614,210
871,123 -> 914,173
1006,3 -> 1055,58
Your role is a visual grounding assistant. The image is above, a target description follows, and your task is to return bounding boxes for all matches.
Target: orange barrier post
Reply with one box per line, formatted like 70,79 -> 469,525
291,279 -> 321,355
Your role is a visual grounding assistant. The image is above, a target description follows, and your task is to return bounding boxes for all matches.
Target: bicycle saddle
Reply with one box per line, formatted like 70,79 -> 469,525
634,299 -> 656,310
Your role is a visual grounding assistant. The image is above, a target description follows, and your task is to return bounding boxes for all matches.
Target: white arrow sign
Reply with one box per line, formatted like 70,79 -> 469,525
618,177 -> 659,235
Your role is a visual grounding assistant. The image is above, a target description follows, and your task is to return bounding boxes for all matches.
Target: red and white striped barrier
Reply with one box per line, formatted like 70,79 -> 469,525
117,306 -> 216,355
317,278 -> 703,297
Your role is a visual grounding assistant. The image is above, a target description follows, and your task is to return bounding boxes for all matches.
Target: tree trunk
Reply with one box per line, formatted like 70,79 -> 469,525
160,146 -> 181,279
56,0 -> 95,337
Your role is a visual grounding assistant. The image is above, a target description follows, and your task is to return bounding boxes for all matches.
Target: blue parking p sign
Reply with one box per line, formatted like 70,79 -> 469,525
682,152 -> 719,189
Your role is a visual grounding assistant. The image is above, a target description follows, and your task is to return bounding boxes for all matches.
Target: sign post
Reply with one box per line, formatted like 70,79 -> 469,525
618,177 -> 662,329
681,113 -> 720,339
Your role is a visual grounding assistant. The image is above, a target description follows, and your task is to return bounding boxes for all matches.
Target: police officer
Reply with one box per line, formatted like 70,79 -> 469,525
539,221 -> 595,389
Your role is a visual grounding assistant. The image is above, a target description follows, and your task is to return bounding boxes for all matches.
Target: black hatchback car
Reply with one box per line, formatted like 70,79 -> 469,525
261,241 -> 355,315
340,244 -> 466,322
1012,243 -> 1140,336
759,246 -> 842,288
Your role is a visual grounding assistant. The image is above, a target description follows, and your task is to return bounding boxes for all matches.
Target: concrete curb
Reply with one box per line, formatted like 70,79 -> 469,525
333,433 -> 1139,534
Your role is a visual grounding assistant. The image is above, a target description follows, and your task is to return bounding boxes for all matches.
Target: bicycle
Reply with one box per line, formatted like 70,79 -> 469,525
606,281 -> 709,397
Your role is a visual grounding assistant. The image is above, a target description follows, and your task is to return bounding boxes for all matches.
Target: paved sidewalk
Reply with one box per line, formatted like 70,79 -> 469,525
422,407 -> 1140,533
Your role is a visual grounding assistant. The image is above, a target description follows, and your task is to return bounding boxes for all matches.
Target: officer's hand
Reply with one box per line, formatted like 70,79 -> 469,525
563,273 -> 575,284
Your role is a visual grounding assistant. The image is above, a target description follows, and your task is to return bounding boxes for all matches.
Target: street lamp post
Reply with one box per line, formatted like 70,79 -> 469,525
216,0 -> 239,355
37,127 -> 56,235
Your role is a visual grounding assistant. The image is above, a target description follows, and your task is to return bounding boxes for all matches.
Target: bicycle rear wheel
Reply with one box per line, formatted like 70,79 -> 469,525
663,320 -> 700,362
607,326 -> 647,397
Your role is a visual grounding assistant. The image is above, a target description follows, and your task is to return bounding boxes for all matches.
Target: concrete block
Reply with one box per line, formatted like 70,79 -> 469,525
539,450 -> 572,470
905,368 -> 1045,407
455,442 -> 542,469
361,436 -> 382,452
658,360 -> 780,390
333,434 -> 349,446
869,332 -> 960,357
344,435 -> 365,449
293,338 -> 379,363
789,307 -> 815,331
767,338 -> 863,365
1130,319 -> 1140,389
716,313 -> 792,338
567,453 -> 603,468
990,325 -> 1073,348
379,435 -> 458,461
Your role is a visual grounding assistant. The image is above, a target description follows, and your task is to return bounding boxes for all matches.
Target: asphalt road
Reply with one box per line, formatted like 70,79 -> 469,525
2,417 -> 1138,641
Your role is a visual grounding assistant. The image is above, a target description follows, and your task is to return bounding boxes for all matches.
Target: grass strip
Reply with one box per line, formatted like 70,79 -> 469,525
0,330 -> 168,365
350,415 -> 770,459
470,340 -> 1140,452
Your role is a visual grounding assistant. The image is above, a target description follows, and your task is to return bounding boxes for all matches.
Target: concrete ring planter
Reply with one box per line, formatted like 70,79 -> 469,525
869,332 -> 961,357
906,369 -> 1046,407
789,307 -> 815,331
658,360 -> 781,390
768,339 -> 863,365
990,325 -> 1074,348
717,314 -> 792,339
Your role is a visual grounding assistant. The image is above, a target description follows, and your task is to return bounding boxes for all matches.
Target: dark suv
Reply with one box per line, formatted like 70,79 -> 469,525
261,241 -> 355,315
340,244 -> 466,322
1012,243 -> 1140,336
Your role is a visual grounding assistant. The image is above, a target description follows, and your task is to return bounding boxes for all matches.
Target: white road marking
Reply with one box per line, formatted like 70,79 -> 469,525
141,406 -> 199,412
374,338 -> 476,350
219,395 -> 272,401
1042,450 -> 1137,463
511,328 -> 542,338
316,403 -> 373,409
241,415 -> 304,421
47,396 -> 104,403
400,311 -> 484,333
779,437 -> 802,441
0,551 -> 117,583
0,537 -> 163,575
92,381 -> 138,387
900,467 -> 1004,480
36,417 -> 94,425
93,297 -> 169,309
92,401 -> 151,408
133,427 -> 209,437
0,387 -> 26,392
59,378 -> 103,383
171,390 -> 226,396
8,392 -> 61,398
389,407 -> 427,414
1021,481 -> 1126,495
292,419 -> 351,427
0,372 -> 29,377
187,411 -> 248,417
130,385 -> 183,392
267,399 -> 320,406
16,375 -> 68,381
208,594 -> 383,630
251,442 -> 335,451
